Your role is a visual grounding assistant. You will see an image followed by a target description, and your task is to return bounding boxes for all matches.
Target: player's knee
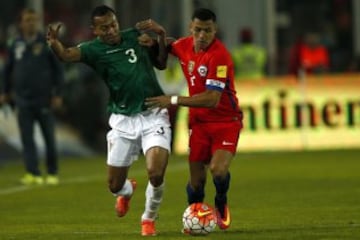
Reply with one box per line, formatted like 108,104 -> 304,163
147,165 -> 166,187
209,164 -> 228,177
191,178 -> 206,191
149,175 -> 164,187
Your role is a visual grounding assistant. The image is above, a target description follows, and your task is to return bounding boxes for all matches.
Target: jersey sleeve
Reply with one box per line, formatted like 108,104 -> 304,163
205,50 -> 231,92
169,38 -> 183,58
78,41 -> 93,65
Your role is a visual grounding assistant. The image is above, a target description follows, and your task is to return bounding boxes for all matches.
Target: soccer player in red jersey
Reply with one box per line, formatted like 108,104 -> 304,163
140,8 -> 243,230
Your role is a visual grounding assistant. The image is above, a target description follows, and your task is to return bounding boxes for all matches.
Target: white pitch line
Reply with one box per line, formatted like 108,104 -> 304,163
0,160 -> 187,196
0,175 -> 104,195
0,185 -> 31,195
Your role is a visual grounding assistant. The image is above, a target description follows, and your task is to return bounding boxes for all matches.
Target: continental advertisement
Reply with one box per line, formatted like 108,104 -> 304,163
173,74 -> 360,153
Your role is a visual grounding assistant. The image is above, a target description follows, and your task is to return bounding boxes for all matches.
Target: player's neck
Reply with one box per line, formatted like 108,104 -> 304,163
194,46 -> 206,53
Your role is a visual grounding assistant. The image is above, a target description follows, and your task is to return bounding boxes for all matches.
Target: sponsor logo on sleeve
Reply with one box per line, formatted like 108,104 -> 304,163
216,65 -> 227,78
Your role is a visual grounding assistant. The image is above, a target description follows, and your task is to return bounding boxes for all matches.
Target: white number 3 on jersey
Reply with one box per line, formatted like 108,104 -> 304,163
125,48 -> 137,63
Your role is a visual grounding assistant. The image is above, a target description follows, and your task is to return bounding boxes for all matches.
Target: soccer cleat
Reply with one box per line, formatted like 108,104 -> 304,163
216,204 -> 231,230
141,219 -> 156,236
45,175 -> 59,185
115,179 -> 137,217
20,173 -> 44,185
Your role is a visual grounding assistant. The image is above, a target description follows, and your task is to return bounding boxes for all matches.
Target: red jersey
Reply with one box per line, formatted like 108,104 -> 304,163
170,36 -> 241,124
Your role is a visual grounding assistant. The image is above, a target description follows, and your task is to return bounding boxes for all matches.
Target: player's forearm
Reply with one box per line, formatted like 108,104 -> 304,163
155,31 -> 168,70
177,90 -> 221,108
49,40 -> 79,62
49,39 -> 66,60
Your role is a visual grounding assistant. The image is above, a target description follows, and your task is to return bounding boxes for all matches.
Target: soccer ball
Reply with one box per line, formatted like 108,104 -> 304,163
182,202 -> 217,235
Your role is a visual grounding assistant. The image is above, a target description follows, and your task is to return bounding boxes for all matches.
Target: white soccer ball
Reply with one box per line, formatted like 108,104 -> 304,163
182,202 -> 217,235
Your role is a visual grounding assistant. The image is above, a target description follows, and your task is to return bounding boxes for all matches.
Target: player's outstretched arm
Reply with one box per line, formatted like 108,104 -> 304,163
47,23 -> 81,62
146,89 -> 222,110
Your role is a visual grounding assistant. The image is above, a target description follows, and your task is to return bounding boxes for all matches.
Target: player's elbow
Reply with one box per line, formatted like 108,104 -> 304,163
203,91 -> 221,108
200,97 -> 219,108
58,49 -> 81,62
56,54 -> 67,62
156,62 -> 167,70
207,99 -> 220,108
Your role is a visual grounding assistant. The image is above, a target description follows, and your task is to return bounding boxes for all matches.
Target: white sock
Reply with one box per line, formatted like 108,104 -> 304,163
141,181 -> 164,221
112,179 -> 133,197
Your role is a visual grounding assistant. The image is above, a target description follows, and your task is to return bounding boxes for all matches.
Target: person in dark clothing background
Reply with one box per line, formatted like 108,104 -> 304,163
0,8 -> 64,185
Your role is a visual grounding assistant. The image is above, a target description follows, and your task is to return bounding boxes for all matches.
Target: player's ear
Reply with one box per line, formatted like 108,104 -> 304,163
90,24 -> 97,36
188,22 -> 193,34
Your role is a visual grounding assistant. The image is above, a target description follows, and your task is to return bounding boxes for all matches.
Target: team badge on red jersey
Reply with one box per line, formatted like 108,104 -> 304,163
188,61 -> 195,74
198,65 -> 208,77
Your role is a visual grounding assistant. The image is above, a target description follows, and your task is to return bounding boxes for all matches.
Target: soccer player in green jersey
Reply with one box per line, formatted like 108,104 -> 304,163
47,5 -> 170,236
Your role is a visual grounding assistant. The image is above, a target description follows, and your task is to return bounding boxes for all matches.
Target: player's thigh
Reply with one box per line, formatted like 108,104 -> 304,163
106,129 -> 140,167
189,125 -> 212,162
141,110 -> 172,155
209,149 -> 233,176
142,110 -> 172,185
145,146 -> 169,177
210,121 -> 240,175
211,120 -> 241,155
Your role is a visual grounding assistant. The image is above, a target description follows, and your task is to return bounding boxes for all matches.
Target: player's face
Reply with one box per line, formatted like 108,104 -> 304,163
20,12 -> 39,35
92,12 -> 120,45
190,18 -> 217,52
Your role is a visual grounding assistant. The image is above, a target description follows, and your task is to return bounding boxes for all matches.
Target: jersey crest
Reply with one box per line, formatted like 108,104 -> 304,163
197,65 -> 208,77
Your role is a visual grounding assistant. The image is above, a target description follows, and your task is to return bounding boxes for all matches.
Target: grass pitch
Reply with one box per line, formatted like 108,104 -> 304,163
0,149 -> 359,239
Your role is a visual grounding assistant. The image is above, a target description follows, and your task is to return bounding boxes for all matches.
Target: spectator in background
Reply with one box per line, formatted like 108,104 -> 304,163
332,1 -> 353,72
231,28 -> 266,80
298,32 -> 330,75
0,9 -> 64,185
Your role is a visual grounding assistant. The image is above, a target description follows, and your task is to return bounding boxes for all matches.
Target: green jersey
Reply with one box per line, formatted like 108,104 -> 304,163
79,28 -> 164,115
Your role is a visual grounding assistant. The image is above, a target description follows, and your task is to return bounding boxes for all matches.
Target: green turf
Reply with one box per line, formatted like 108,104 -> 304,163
0,149 -> 360,239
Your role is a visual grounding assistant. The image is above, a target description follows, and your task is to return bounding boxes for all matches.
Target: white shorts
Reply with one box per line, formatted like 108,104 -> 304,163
106,108 -> 171,167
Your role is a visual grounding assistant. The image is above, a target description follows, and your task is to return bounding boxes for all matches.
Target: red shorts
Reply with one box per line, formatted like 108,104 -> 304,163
189,120 -> 242,163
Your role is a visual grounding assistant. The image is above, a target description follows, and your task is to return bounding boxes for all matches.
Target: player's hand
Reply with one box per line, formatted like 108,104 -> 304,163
145,95 -> 172,110
47,23 -> 62,46
138,33 -> 156,47
135,19 -> 165,37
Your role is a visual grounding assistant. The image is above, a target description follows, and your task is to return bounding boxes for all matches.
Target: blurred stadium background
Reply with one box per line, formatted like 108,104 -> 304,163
0,0 -> 359,157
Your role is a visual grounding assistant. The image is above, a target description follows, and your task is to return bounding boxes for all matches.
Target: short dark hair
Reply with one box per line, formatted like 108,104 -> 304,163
91,5 -> 116,24
192,8 -> 216,22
